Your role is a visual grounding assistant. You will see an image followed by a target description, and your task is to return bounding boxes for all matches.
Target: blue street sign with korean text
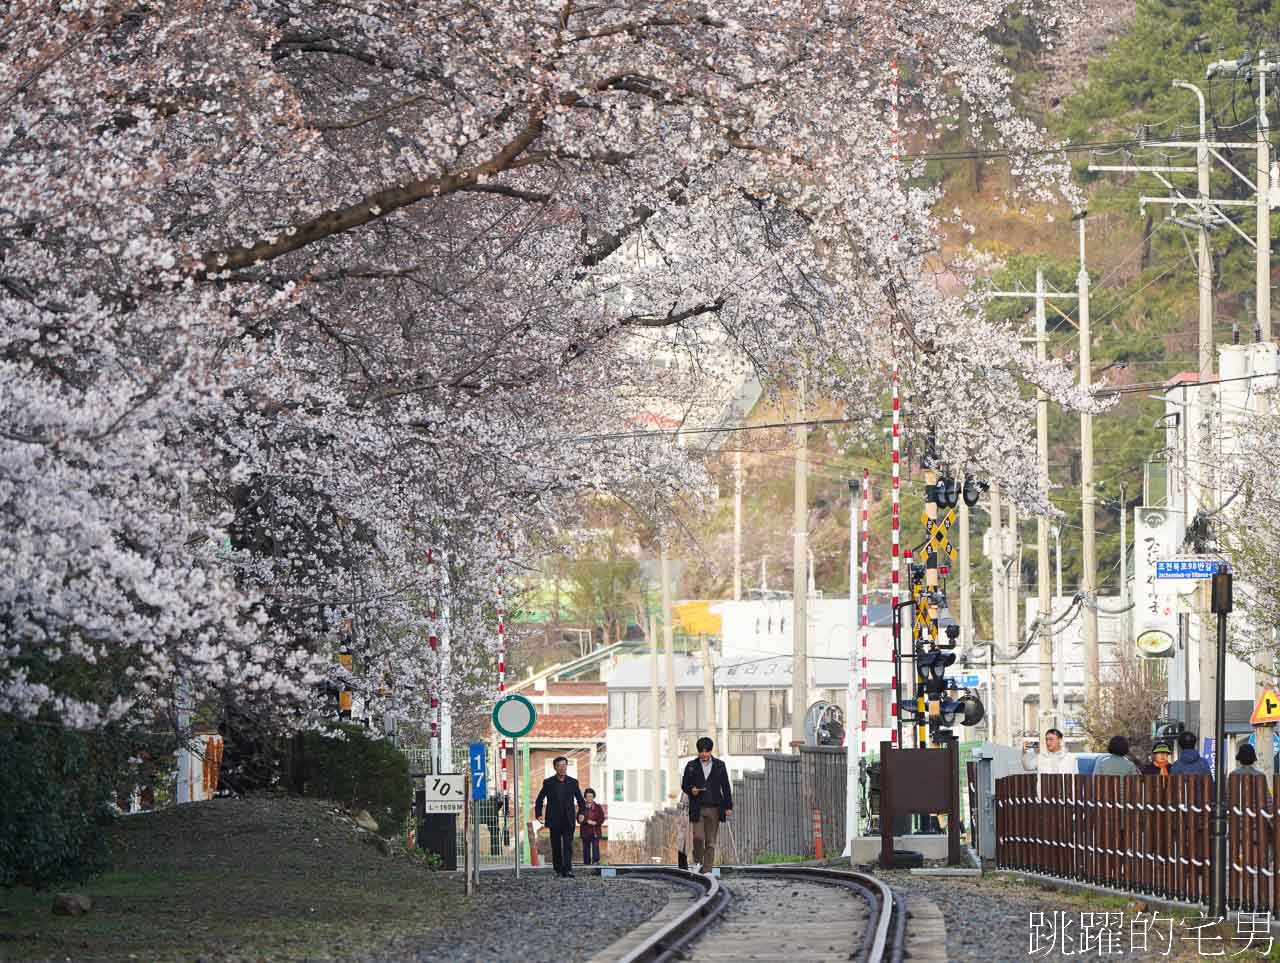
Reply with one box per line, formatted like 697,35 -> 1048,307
956,673 -> 982,688
1155,559 -> 1229,579
468,742 -> 487,801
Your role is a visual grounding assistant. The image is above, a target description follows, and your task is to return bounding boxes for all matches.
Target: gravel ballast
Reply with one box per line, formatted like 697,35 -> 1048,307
373,872 -> 670,963
881,869 -> 1244,962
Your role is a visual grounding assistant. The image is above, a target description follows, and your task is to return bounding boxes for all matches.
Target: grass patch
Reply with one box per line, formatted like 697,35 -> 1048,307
753,852 -> 808,865
0,795 -> 471,962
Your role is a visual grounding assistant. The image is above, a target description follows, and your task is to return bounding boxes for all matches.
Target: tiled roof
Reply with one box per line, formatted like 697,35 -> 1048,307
492,713 -> 607,741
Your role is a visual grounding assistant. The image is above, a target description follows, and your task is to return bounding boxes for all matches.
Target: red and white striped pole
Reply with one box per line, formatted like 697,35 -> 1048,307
427,549 -> 441,773
890,371 -> 901,746
860,469 -> 871,754
496,540 -> 509,806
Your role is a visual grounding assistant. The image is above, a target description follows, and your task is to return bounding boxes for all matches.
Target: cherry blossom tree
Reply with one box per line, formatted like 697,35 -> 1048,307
1,0 -> 1091,736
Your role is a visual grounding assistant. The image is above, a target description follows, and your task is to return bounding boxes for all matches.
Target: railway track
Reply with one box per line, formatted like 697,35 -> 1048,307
591,865 -> 907,963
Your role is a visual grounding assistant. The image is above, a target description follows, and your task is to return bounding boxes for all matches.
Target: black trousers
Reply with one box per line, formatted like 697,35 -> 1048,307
550,824 -> 576,874
582,835 -> 600,865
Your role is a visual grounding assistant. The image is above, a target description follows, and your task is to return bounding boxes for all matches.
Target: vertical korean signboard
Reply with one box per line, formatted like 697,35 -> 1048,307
1134,507 -> 1180,650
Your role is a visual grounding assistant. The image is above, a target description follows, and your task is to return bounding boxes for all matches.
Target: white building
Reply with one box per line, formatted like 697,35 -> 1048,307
1143,344 -> 1279,741
1011,595 -> 1124,749
602,597 -> 943,838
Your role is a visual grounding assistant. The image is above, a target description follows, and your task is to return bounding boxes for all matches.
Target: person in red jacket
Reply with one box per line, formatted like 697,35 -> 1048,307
579,788 -> 606,865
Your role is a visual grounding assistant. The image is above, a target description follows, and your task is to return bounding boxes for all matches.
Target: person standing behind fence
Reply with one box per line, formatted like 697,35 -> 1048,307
1169,730 -> 1212,778
682,737 -> 733,875
1140,742 -> 1173,776
1021,727 -> 1077,778
1231,744 -> 1270,800
1092,735 -> 1140,776
579,788 -> 605,865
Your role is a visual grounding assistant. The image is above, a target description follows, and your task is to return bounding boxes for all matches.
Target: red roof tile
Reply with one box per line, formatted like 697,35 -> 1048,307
492,713 -> 606,740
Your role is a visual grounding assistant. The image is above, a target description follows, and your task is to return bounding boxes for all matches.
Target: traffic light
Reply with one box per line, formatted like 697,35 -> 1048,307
940,623 -> 960,649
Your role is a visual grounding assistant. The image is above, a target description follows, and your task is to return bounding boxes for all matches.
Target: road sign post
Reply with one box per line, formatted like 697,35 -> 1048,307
492,695 -> 536,878
468,742 -> 487,893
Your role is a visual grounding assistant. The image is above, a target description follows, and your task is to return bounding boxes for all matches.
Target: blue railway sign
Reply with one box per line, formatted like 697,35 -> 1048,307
469,742 -> 487,801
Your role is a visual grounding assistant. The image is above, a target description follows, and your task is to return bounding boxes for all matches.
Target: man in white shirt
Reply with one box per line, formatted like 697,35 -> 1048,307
1022,727 -> 1077,776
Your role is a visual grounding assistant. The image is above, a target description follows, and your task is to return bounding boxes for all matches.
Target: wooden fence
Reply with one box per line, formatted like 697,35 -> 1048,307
996,773 -> 1278,910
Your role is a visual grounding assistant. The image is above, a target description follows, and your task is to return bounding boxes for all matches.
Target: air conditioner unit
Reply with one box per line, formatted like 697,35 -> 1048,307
756,732 -> 781,751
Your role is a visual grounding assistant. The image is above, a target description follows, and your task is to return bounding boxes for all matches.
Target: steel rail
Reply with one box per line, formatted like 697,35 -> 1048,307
599,866 -> 730,963
598,864 -> 907,963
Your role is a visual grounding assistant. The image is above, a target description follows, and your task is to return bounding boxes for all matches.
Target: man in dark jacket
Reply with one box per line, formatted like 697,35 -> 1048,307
535,756 -> 586,877
681,737 -> 733,874
1170,730 -> 1213,777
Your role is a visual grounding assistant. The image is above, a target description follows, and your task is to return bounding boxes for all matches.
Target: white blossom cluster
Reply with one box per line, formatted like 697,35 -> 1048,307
2,0 -> 1090,732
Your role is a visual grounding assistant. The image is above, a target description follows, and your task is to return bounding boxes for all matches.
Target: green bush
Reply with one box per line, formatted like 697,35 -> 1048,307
287,724 -> 411,835
0,720 -> 133,889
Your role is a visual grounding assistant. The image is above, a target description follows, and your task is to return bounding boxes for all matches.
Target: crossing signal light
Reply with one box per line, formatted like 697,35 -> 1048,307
918,649 -> 956,697
962,475 -> 988,507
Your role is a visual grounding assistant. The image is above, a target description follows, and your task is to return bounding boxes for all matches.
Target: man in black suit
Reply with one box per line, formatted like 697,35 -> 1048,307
681,737 -> 733,874
534,756 -> 586,877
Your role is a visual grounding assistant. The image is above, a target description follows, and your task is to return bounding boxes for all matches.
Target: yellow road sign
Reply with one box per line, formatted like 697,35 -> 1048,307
1251,688 -> 1280,725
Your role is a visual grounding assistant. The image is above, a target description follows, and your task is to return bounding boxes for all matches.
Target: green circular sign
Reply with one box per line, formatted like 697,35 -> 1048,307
493,693 -> 537,738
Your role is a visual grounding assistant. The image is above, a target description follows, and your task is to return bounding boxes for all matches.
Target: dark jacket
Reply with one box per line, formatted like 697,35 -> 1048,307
1171,748 -> 1213,777
534,774 -> 585,830
682,756 -> 733,822
579,800 -> 606,839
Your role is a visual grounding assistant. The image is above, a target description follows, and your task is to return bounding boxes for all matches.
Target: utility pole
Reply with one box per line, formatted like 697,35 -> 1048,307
701,633 -> 716,739
1089,80 -> 1247,742
1035,270 -> 1055,733
661,543 -> 678,801
987,485 -> 1003,744
733,451 -> 743,601
1078,212 -> 1100,707
959,499 -> 973,670
1053,524 -> 1065,726
987,274 -> 1078,735
1008,502 -> 1021,736
791,380 -> 809,746
1120,482 -> 1130,648
1257,53 -> 1276,778
649,613 -> 661,804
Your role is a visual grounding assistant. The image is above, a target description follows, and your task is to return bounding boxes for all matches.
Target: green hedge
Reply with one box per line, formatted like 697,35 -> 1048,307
287,724 -> 411,835
0,721 -> 130,889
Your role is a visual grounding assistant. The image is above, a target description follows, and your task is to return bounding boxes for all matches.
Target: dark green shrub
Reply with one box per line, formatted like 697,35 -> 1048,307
287,724 -> 411,835
0,720 -> 134,889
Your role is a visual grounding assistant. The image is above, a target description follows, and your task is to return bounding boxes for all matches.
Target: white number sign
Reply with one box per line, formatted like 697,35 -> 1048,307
424,773 -> 465,814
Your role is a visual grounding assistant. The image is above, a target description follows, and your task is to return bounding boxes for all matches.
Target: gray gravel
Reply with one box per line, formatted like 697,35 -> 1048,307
879,869 -> 1211,962
366,872 -> 669,963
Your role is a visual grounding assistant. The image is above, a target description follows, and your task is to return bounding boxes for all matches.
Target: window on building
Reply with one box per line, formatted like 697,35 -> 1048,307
637,691 -> 653,728
624,691 -> 640,728
608,692 -> 624,728
642,770 -> 653,802
727,689 -> 789,730
864,688 -> 889,727
626,770 -> 638,802
677,691 -> 705,732
613,769 -> 624,802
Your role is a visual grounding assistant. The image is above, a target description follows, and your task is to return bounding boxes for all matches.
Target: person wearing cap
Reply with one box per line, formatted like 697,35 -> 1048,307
1141,743 -> 1173,776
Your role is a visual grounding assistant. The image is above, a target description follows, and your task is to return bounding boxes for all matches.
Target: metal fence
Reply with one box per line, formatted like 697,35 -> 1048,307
996,773 -> 1280,910
722,748 -> 849,862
